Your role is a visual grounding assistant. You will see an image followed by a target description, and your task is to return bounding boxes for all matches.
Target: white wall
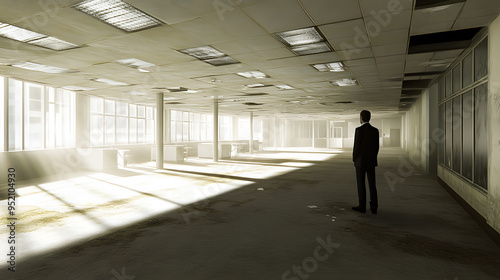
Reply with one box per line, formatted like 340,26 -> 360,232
437,16 -> 500,235
486,14 -> 500,234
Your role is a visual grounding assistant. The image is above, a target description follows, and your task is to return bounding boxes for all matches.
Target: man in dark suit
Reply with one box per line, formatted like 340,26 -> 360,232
352,110 -> 379,214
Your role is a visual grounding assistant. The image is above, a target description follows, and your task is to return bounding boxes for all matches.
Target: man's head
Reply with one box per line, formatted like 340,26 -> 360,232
360,110 -> 371,123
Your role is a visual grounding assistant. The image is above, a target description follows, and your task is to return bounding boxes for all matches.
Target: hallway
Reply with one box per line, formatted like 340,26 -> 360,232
1,148 -> 499,280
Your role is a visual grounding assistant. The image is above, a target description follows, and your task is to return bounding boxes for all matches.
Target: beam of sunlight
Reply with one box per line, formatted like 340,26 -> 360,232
0,151 -> 336,268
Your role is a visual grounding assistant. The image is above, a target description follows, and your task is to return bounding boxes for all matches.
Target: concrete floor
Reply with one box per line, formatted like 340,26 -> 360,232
1,148 -> 499,280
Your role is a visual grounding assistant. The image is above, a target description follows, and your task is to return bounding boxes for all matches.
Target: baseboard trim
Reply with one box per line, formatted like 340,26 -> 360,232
438,178 -> 500,247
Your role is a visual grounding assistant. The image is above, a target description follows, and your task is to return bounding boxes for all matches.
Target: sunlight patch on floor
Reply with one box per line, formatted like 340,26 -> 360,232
0,150 -> 335,267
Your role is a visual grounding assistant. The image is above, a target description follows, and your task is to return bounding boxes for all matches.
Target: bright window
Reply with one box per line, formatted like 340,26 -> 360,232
8,79 -> 23,151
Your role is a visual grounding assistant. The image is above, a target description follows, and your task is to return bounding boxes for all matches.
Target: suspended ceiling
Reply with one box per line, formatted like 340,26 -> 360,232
0,0 -> 499,118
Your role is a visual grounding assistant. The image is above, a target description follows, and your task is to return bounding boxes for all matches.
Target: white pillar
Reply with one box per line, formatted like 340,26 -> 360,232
326,120 -> 330,149
249,111 -> 254,154
2,77 -> 8,151
75,93 -> 90,150
165,108 -> 171,144
156,92 -> 164,169
312,120 -> 315,148
273,116 -> 277,150
213,97 -> 219,162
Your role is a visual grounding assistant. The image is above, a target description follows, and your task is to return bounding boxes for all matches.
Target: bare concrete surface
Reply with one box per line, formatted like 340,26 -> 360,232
1,148 -> 499,280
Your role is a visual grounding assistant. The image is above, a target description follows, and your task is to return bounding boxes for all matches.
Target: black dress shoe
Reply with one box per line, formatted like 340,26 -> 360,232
370,208 -> 377,214
352,206 -> 366,213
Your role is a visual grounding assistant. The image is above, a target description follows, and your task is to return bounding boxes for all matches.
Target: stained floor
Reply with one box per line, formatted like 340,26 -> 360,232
1,148 -> 499,280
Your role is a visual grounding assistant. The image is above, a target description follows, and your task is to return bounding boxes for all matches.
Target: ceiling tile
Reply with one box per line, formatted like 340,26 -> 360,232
458,0 -> 500,19
320,19 -> 367,40
411,22 -> 455,35
359,0 -> 414,15
128,0 -> 197,24
370,29 -> 409,46
300,0 -> 362,25
412,3 -> 464,26
203,8 -> 267,39
337,47 -> 374,61
372,43 -> 407,56
299,52 -> 342,64
171,18 -> 233,44
453,14 -> 499,29
241,0 -> 313,33
364,9 -> 412,32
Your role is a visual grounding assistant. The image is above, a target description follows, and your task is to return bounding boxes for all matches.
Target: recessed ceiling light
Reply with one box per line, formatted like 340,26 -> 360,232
274,27 -> 324,47
12,62 -> 76,74
276,84 -> 294,90
246,83 -> 267,88
29,37 -> 79,51
179,46 -> 225,60
203,56 -> 240,66
273,26 -> 331,56
62,86 -> 96,91
291,42 -> 331,56
312,62 -> 345,72
0,21 -> 79,51
289,100 -> 308,105
237,71 -> 269,79
116,58 -> 155,69
179,45 -> 239,66
73,0 -> 162,32
0,23 -> 45,42
163,97 -> 181,100
91,78 -> 130,86
331,78 -> 358,87
276,85 -> 295,90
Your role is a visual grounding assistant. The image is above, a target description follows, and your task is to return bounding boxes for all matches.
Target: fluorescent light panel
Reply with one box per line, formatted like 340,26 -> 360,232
0,21 -> 79,51
246,83 -> 268,88
73,0 -> 162,32
274,27 -> 324,47
0,24 -> 45,42
331,78 -> 358,87
180,46 -> 225,60
204,56 -> 239,66
237,71 -> 269,79
274,26 -> 331,56
291,42 -> 331,55
276,84 -> 294,90
91,78 -> 130,86
12,62 -> 76,74
313,62 -> 344,72
29,37 -> 79,51
179,45 -> 240,66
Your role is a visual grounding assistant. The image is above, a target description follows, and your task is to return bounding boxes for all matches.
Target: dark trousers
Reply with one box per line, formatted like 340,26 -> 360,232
356,166 -> 378,209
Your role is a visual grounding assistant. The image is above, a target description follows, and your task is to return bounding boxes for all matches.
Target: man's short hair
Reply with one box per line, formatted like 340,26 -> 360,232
360,110 -> 371,122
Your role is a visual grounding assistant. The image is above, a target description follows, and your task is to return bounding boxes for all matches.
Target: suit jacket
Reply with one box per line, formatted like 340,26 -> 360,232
353,123 -> 379,168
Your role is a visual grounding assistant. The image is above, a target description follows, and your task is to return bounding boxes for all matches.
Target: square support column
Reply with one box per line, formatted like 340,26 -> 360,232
156,92 -> 164,169
213,97 -> 219,162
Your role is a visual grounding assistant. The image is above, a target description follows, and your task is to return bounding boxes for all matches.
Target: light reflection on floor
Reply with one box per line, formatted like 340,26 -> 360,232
0,149 -> 338,267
